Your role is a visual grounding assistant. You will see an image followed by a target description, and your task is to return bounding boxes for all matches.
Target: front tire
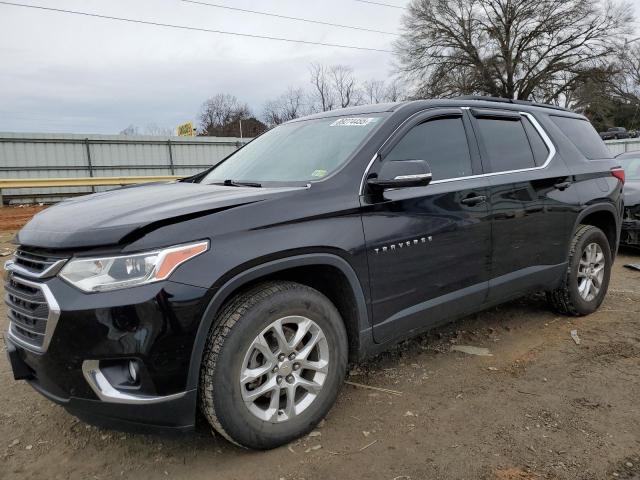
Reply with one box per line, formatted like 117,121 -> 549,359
547,225 -> 612,316
199,281 -> 348,449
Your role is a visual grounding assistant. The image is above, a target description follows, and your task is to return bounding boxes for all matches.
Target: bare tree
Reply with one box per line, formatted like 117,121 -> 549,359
262,100 -> 282,127
309,63 -> 336,112
360,78 -> 409,103
119,124 -> 139,136
570,67 -> 619,127
614,43 -> 640,103
571,43 -> 640,130
384,78 -> 408,102
363,79 -> 387,104
265,64 -> 408,119
395,0 -> 634,101
199,93 -> 251,135
329,65 -> 359,108
263,87 -> 307,126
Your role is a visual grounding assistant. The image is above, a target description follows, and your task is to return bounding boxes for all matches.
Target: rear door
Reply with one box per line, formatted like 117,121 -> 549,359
468,108 -> 576,301
361,108 -> 492,344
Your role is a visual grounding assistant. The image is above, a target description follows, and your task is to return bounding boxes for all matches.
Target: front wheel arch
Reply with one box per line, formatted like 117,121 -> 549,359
185,254 -> 370,392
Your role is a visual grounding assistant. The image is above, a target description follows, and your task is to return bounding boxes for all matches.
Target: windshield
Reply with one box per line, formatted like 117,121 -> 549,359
201,114 -> 387,184
621,156 -> 640,181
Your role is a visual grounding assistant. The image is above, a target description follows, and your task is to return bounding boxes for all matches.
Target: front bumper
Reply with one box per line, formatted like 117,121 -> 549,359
621,219 -> 640,247
6,336 -> 197,432
4,266 -> 212,432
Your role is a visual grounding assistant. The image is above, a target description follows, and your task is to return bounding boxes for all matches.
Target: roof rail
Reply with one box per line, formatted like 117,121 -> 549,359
456,95 -> 569,112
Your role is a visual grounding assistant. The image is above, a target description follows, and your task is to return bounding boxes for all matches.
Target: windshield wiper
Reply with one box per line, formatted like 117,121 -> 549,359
222,179 -> 262,188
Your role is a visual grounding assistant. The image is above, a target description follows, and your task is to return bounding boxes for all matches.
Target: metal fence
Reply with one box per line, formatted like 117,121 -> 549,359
0,132 -> 249,204
604,138 -> 640,156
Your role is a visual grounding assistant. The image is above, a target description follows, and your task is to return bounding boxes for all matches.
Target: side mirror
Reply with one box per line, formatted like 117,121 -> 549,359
367,159 -> 432,192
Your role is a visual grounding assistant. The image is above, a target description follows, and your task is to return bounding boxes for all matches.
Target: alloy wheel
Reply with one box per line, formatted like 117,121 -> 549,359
239,316 -> 329,423
577,242 -> 605,302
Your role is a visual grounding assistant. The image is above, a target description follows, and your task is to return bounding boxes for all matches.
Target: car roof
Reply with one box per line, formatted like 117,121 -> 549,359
292,97 -> 586,123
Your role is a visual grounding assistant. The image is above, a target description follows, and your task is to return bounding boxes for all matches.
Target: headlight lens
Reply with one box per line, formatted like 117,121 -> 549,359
59,241 -> 209,292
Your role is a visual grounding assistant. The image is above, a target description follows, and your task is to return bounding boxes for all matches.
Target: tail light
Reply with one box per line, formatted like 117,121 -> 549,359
611,168 -> 625,184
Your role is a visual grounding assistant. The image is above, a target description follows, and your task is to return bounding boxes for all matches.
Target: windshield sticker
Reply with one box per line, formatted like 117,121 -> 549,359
330,117 -> 378,127
311,169 -> 327,178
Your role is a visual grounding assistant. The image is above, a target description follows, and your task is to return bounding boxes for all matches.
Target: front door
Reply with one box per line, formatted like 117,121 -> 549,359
360,108 -> 492,344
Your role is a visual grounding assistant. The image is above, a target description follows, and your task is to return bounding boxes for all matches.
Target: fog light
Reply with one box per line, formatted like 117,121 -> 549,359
128,360 -> 139,383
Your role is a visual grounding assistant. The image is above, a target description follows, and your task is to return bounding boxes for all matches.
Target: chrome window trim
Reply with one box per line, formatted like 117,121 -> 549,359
431,112 -> 555,184
394,173 -> 432,181
82,360 -> 187,405
5,262 -> 61,354
359,152 -> 380,195
359,110 -> 556,192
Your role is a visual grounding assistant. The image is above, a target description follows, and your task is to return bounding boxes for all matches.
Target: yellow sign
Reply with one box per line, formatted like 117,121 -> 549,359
176,121 -> 195,137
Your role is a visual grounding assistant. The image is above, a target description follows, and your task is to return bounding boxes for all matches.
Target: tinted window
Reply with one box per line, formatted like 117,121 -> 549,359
385,116 -> 472,180
202,114 -> 386,183
523,117 -> 549,166
551,116 -> 612,160
476,118 -> 536,172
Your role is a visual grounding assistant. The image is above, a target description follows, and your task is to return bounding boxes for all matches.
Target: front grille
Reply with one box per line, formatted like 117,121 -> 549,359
5,272 -> 50,349
13,248 -> 66,278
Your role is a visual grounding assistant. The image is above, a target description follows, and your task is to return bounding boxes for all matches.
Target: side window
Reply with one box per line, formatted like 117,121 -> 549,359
385,116 -> 472,181
476,117 -> 536,172
550,116 -> 612,160
522,117 -> 549,166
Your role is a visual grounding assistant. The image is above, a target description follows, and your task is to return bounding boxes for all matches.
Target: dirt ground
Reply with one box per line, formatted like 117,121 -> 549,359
0,205 -> 46,232
0,206 -> 639,480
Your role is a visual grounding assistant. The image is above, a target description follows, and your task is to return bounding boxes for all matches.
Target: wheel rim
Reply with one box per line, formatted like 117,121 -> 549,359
239,316 -> 329,423
577,242 -> 605,302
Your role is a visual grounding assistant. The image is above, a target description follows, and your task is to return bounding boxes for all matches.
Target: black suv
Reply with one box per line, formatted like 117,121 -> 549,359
4,97 -> 624,449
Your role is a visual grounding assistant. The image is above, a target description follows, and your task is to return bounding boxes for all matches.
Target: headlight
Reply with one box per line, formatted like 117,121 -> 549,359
59,241 -> 209,292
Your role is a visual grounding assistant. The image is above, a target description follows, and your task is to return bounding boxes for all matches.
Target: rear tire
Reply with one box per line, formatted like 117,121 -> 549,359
199,281 -> 348,449
547,225 -> 612,316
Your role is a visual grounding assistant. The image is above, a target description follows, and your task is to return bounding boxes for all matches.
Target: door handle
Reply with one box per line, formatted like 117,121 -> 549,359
461,195 -> 487,206
554,181 -> 571,191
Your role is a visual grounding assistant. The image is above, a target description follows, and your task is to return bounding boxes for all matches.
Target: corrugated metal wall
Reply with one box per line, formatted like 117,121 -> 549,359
0,132 -> 249,203
604,138 -> 640,156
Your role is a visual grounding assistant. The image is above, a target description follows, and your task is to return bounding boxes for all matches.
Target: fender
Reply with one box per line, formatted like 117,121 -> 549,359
573,203 -> 621,252
185,253 -> 372,390
575,203 -> 620,226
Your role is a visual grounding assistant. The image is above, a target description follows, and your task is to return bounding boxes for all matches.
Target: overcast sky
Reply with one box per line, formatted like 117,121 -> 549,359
1,1 -> 639,135
0,0 -> 405,134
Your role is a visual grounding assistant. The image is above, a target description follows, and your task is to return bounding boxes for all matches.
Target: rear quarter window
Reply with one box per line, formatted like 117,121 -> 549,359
550,116 -> 612,160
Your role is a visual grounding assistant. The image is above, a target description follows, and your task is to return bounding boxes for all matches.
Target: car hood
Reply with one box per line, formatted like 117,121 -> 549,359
624,180 -> 640,207
16,182 -> 305,249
